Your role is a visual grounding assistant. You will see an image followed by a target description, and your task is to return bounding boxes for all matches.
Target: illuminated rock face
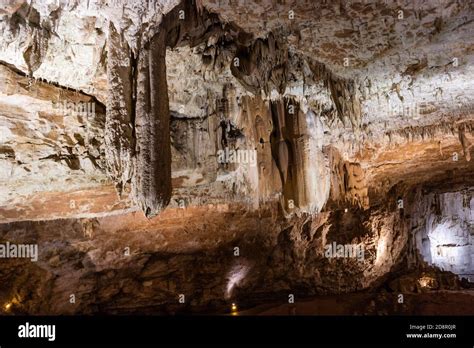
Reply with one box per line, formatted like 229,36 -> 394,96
412,190 -> 474,281
0,0 -> 473,314
1,0 -> 474,219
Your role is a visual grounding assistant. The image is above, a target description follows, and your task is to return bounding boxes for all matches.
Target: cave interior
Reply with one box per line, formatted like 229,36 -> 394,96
0,0 -> 473,315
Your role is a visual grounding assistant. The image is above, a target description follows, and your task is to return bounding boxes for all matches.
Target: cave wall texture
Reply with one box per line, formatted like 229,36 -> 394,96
0,0 -> 473,314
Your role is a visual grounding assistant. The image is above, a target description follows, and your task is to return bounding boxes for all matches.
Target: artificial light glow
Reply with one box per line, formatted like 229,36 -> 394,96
344,208 -> 348,213
226,264 -> 249,298
4,302 -> 12,311
418,276 -> 436,289
230,303 -> 238,316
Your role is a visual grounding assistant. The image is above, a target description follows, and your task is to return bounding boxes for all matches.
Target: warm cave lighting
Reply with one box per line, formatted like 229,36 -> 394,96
4,302 -> 12,311
418,276 -> 436,289
231,303 -> 238,315
344,208 -> 348,213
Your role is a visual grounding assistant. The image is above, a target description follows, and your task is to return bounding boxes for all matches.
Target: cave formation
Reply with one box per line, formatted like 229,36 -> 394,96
0,0 -> 473,315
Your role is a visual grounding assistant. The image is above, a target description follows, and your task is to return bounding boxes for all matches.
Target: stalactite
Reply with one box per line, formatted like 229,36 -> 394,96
104,0 -> 227,217
105,22 -> 135,195
133,30 -> 172,218
230,33 -> 288,96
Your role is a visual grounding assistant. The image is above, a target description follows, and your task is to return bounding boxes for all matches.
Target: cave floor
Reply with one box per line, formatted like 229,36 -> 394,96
232,290 -> 474,316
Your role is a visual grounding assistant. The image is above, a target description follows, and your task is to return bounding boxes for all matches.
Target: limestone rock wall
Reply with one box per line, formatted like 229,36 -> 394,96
0,200 -> 408,314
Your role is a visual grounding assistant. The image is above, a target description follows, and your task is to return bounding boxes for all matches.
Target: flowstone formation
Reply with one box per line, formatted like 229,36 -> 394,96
0,0 -> 473,314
